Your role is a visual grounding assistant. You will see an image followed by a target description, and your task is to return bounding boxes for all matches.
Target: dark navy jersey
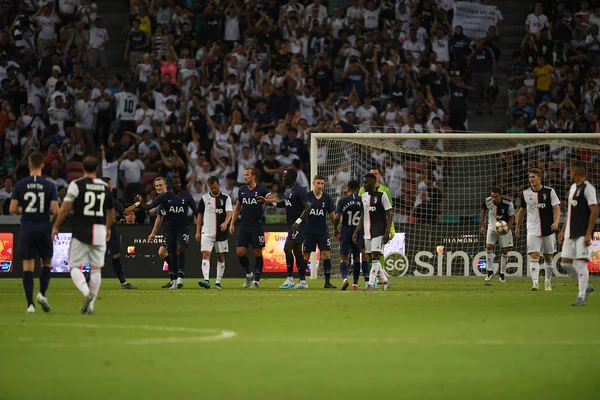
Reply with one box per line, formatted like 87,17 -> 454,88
336,193 -> 363,240
238,184 -> 270,226
113,197 -> 125,216
12,176 -> 58,224
151,190 -> 197,230
307,191 -> 334,235
284,184 -> 309,225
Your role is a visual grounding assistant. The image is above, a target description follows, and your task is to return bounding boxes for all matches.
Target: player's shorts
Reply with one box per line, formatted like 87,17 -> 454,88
303,233 -> 330,253
165,228 -> 190,250
236,225 -> 265,249
287,222 -> 307,244
201,235 -> 229,253
69,237 -> 107,268
106,225 -> 121,256
486,228 -> 513,248
527,233 -> 556,255
340,235 -> 362,255
562,237 -> 592,260
19,223 -> 53,260
364,236 -> 383,254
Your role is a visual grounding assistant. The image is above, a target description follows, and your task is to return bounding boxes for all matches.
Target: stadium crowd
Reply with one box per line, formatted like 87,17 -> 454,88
4,0 -> 593,225
502,0 -> 599,209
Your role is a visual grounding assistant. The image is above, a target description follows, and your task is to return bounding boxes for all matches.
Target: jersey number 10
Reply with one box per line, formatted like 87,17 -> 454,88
83,192 -> 106,217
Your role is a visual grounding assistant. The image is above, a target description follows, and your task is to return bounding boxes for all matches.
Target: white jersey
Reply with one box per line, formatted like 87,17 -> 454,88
115,92 -> 139,121
520,186 -> 560,237
197,192 -> 232,242
483,197 -> 515,231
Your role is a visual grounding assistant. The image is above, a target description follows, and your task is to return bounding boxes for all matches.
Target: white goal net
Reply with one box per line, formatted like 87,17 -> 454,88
309,133 -> 600,279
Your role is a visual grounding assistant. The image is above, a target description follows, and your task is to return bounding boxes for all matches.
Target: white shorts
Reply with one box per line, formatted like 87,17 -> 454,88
69,237 -> 107,268
364,236 -> 383,254
561,237 -> 592,260
527,233 -> 556,255
486,228 -> 513,248
201,236 -> 229,254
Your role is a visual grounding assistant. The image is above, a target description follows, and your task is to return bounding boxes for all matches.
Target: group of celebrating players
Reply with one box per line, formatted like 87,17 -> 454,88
8,150 -> 599,314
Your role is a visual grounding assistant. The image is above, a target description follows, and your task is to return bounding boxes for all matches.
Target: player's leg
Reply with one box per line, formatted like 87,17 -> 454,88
485,229 -> 497,281
351,250 -> 362,290
69,238 -> 92,306
339,247 -> 350,290
235,227 -> 254,285
165,233 -> 179,289
158,241 -> 174,288
173,231 -> 189,288
22,259 -> 36,313
302,236 -> 316,285
363,239 -> 374,289
245,227 -> 264,287
215,247 -> 227,289
529,253 -> 541,291
86,242 -> 108,314
252,247 -> 264,288
571,237 -> 594,306
498,231 -> 513,282
292,241 -> 308,289
542,234 -> 557,291
320,236 -> 335,289
280,237 -> 296,289
199,236 -> 214,289
36,227 -> 53,312
361,248 -> 370,282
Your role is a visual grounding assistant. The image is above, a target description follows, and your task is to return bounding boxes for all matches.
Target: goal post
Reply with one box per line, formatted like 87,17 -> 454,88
309,132 -> 600,280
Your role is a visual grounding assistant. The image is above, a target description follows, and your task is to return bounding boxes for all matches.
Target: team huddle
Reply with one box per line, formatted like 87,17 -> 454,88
8,152 -> 599,313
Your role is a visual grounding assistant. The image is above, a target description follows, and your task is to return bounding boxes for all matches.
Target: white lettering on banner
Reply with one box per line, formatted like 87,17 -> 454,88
452,1 -> 499,39
387,251 -> 571,277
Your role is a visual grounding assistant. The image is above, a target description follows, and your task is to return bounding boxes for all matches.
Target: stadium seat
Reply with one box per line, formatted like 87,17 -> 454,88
66,161 -> 83,173
143,172 -> 158,188
67,170 -> 83,181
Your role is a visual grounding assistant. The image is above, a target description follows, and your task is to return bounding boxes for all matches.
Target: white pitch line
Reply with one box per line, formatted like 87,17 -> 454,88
0,322 -> 236,349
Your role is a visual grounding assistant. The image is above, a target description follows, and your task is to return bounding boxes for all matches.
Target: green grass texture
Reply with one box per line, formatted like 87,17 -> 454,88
1,277 -> 599,400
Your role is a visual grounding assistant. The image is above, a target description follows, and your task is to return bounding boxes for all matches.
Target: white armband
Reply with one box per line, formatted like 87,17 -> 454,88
295,218 -> 303,225
135,202 -> 140,207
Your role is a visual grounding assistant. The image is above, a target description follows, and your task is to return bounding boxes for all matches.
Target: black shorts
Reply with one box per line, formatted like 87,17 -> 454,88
340,235 -> 362,255
236,225 -> 265,249
303,233 -> 330,253
20,223 -> 53,260
105,225 -> 120,256
165,227 -> 190,251
287,223 -> 307,245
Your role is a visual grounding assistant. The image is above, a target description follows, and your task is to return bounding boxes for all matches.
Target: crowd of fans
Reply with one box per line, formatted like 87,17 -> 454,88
10,0 -> 597,225
502,0 -> 600,209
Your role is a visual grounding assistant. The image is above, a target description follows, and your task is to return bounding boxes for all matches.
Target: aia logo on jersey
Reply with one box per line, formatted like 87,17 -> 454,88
284,199 -> 292,207
168,206 -> 185,213
310,208 -> 324,216
242,197 -> 257,205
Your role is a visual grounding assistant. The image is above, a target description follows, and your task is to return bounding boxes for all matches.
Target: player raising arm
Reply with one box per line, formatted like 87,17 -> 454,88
261,168 -> 311,289
481,187 -> 515,283
53,156 -> 114,314
230,168 -> 277,288
196,176 -> 233,290
137,175 -> 197,289
10,151 -> 59,313
353,173 -> 392,291
334,179 -> 366,290
515,168 -> 560,291
558,161 -> 598,306
303,175 -> 336,288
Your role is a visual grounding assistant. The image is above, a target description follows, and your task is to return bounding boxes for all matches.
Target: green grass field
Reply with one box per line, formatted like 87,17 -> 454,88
1,277 -> 599,400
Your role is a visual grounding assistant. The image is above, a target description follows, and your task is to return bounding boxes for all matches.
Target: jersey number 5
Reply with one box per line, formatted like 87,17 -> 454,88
24,192 -> 45,213
83,192 -> 106,217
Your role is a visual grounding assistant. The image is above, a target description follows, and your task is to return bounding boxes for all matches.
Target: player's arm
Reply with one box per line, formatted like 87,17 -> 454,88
137,193 -> 162,210
230,200 -> 241,234
586,204 -> 598,245
507,202 -> 515,231
149,214 -> 163,240
292,200 -> 311,232
515,207 -> 525,237
223,197 -> 233,231
551,189 -> 561,232
195,212 -> 203,242
8,199 -> 20,214
333,212 -> 341,238
480,206 -> 487,234
383,194 -> 393,243
352,211 -> 363,243
52,200 -> 72,236
122,201 -> 139,215
49,200 -> 59,225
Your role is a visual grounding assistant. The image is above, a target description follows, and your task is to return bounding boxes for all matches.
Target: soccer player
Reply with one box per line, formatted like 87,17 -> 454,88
262,168 -> 311,289
137,175 -> 197,289
52,156 -> 115,314
303,175 -> 336,288
353,173 -> 392,290
101,177 -> 138,289
334,179 -> 367,290
230,167 -> 276,288
515,168 -> 560,291
480,187 -> 515,283
196,176 -> 233,289
10,151 -> 59,313
146,177 -> 174,288
358,167 -> 394,284
558,161 -> 598,306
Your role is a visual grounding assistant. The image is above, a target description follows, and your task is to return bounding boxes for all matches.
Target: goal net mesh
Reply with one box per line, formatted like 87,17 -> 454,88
313,134 -> 600,279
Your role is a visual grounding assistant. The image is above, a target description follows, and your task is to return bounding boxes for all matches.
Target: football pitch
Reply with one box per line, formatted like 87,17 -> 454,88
1,277 -> 599,400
